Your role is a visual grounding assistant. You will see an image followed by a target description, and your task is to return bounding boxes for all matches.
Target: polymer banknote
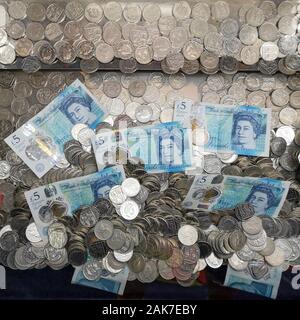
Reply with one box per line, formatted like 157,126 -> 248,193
25,165 -> 125,240
92,122 -> 193,173
182,174 -> 290,217
72,264 -> 129,296
174,100 -> 271,157
5,80 -> 107,177
224,266 -> 282,299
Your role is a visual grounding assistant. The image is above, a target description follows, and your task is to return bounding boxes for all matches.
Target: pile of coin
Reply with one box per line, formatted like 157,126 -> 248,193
1,160 -> 300,285
0,1 -> 299,72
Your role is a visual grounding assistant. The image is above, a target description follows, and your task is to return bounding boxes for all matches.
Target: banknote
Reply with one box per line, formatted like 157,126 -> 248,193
5,80 -> 107,178
25,165 -> 125,240
174,100 -> 271,157
182,174 -> 290,217
224,266 -> 282,299
92,122 -> 193,173
72,264 -> 129,296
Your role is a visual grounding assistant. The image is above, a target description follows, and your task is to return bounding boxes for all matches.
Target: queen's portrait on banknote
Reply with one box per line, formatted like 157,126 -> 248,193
91,178 -> 117,199
158,127 -> 183,165
60,92 -> 98,127
231,112 -> 262,150
246,184 -> 278,215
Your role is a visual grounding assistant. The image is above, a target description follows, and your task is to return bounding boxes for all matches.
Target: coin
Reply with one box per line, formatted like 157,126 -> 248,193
94,219 -> 114,241
104,1 -> 122,22
8,1 -> 27,20
246,7 -> 265,27
27,2 -> 46,22
65,1 -> 84,20
178,225 -> 198,246
95,42 -> 114,63
260,42 -> 279,61
142,3 -> 160,22
46,3 -> 65,23
0,44 -> 15,64
120,200 -> 139,221
85,2 -> 103,23
0,161 -> 10,179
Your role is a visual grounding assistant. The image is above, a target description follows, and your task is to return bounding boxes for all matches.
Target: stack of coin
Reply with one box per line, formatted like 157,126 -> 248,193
0,1 -> 299,71
108,178 -> 144,221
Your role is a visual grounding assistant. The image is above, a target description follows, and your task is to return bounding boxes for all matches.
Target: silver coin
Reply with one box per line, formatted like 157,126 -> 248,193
246,6 -> 265,27
128,80 -> 146,97
211,1 -> 230,21
204,32 -> 223,55
46,3 -> 65,23
135,104 -> 153,123
135,45 -> 153,65
241,46 -> 259,65
192,2 -> 210,21
178,225 -> 198,246
279,107 -> 297,126
103,1 -> 122,22
27,2 -> 46,22
45,23 -> 63,42
152,36 -> 171,61
278,35 -> 298,56
130,25 -> 148,47
259,24 -> 279,43
220,18 -> 239,38
103,80 -> 121,99
75,40 -> 95,60
103,21 -> 121,46
85,2 -> 103,23
0,160 -> 10,179
8,1 -> 27,20
0,44 -> 15,64
169,27 -> 188,51
239,24 -> 258,46
94,219 -> 114,241
189,18 -> 208,39
260,42 -> 279,61
120,199 -> 139,220
276,125 -> 295,145
54,40 -> 76,64
271,88 -> 290,107
6,20 -> 24,40
109,185 -> 127,205
65,1 -> 84,20
35,41 -> 56,65
143,3 -> 161,22
63,20 -> 82,40
182,39 -> 203,61
205,252 -> 223,268
158,16 -> 176,36
169,72 -> 186,90
290,91 -> 300,109
26,22 -> 45,42
123,3 -> 141,23
95,42 -> 114,63
278,15 -> 298,35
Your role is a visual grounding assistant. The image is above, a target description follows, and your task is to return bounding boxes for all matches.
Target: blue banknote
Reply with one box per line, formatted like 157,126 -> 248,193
224,266 -> 282,299
5,80 -> 107,178
25,165 -> 125,240
72,264 -> 129,296
182,174 -> 290,217
174,101 -> 271,157
92,122 -> 193,173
